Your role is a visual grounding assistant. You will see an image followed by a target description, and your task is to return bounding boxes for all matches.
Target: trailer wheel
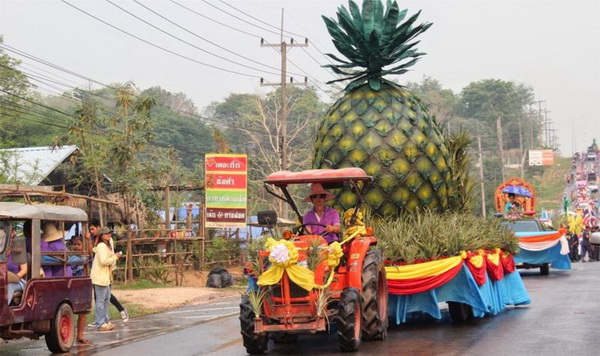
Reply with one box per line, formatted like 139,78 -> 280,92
361,249 -> 388,341
337,288 -> 362,352
45,303 -> 75,353
540,263 -> 550,275
448,302 -> 473,323
240,295 -> 268,355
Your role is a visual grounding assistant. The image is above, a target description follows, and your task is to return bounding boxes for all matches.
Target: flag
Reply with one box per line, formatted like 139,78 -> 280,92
583,209 -> 596,227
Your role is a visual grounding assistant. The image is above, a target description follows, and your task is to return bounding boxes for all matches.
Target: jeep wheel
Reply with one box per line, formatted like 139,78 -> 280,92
240,296 -> 268,354
45,303 -> 75,353
361,249 -> 388,341
338,288 -> 362,352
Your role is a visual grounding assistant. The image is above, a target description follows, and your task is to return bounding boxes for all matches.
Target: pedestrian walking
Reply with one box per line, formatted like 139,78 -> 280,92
566,226 -> 580,262
580,227 -> 595,262
90,226 -> 123,331
87,218 -> 129,322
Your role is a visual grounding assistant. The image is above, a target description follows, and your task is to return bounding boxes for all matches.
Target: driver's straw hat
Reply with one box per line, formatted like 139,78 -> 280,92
304,183 -> 335,202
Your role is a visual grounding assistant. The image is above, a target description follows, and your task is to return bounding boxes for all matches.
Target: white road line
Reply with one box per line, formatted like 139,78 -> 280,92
164,306 -> 239,314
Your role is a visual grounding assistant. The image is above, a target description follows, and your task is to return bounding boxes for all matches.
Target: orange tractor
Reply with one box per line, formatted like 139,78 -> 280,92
240,168 -> 388,353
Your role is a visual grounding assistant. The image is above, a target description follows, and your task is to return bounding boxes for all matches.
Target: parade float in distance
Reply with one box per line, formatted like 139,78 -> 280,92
240,1 -> 531,353
494,177 -> 570,275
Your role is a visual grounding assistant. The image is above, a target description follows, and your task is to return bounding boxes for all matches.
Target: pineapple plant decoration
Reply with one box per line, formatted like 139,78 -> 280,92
313,0 -> 452,217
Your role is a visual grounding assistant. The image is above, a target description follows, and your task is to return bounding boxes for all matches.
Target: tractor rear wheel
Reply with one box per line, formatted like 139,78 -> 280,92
337,288 -> 362,352
361,249 -> 388,341
240,296 -> 268,354
448,302 -> 473,323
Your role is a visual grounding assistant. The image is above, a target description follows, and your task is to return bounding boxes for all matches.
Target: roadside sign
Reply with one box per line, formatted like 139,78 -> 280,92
529,149 -> 554,166
204,154 -> 247,228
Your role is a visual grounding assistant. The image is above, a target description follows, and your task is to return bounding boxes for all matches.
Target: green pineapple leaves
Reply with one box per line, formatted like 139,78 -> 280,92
323,0 -> 432,92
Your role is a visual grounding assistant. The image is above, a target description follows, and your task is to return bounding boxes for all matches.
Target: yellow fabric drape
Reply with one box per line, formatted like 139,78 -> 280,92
385,252 -> 466,280
341,208 -> 367,244
486,248 -> 501,266
257,238 -> 344,291
469,253 -> 484,268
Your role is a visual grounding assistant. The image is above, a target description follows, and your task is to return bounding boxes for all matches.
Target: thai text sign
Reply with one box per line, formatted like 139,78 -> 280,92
529,149 -> 554,166
205,154 -> 247,228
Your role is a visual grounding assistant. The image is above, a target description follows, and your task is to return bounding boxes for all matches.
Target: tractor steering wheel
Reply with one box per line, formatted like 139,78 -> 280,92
296,222 -> 329,236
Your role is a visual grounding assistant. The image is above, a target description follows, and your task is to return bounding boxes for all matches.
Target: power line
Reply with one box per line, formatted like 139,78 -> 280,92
200,0 -> 291,39
106,0 -> 280,77
132,0 -> 285,75
218,0 -> 305,38
0,88 -> 73,117
0,100 -> 71,127
61,0 -> 261,78
0,111 -> 69,129
169,0 -> 263,39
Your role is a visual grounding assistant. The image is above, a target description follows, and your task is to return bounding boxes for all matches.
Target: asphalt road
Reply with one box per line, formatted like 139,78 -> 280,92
2,262 -> 599,356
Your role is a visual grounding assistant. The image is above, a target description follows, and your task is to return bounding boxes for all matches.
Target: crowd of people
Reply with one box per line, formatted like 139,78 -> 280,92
5,217 -> 130,344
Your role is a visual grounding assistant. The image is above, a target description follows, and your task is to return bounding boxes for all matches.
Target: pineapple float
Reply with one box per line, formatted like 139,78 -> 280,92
313,0 -> 452,216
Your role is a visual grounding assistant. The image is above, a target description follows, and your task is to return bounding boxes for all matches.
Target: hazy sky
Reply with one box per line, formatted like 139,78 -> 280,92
1,0 -> 598,156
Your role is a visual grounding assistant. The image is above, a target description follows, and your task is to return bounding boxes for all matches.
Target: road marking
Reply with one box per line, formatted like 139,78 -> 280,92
164,306 -> 238,314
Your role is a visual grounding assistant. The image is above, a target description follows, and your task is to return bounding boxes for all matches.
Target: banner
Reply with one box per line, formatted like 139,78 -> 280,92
529,149 -> 554,166
205,154 -> 247,228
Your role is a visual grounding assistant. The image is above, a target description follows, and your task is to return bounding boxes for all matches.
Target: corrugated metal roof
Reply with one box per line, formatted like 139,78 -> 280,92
0,202 -> 88,221
0,145 -> 78,185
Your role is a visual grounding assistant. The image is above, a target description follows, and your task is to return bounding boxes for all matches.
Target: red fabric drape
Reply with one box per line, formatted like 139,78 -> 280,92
387,262 -> 463,295
486,258 -> 504,281
500,253 -> 516,274
465,258 -> 487,286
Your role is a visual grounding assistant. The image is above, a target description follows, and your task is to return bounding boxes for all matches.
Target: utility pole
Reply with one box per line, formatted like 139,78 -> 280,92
260,8 -> 308,218
478,136 -> 486,217
518,114 -> 524,178
534,100 -> 545,148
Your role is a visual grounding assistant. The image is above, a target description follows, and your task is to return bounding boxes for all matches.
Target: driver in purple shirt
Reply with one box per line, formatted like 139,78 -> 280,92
302,183 -> 341,243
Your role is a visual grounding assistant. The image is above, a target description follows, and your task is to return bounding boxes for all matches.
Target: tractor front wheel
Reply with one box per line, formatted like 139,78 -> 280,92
240,296 -> 268,355
361,249 -> 388,341
337,288 -> 362,352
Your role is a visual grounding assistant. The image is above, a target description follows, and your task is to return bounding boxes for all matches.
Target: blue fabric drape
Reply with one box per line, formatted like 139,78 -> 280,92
514,243 -> 571,270
388,265 -> 531,325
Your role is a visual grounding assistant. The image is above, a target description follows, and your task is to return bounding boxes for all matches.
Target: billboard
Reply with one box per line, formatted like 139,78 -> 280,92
204,154 -> 247,228
528,149 -> 554,166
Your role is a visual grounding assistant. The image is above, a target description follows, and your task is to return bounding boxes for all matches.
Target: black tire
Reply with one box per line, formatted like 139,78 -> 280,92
337,288 -> 362,352
361,249 -> 388,341
448,302 -> 473,323
240,295 -> 268,355
270,332 -> 298,344
45,303 -> 75,353
540,263 -> 550,275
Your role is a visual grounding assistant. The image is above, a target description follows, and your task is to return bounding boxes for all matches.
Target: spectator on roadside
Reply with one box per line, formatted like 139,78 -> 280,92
91,226 -> 123,331
87,218 -> 129,322
580,227 -> 595,262
566,225 -> 580,262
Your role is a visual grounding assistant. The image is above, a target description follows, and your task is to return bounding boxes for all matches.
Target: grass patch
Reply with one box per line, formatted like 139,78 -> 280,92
112,280 -> 169,290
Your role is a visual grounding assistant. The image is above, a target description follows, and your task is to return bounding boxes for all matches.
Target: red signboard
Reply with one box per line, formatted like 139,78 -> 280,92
204,154 -> 247,228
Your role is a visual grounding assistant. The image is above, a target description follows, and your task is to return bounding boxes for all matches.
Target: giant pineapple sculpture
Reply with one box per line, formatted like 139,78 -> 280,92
313,0 -> 452,216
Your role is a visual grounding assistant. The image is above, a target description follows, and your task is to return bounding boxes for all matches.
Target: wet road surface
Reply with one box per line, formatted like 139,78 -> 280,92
2,262 -> 599,355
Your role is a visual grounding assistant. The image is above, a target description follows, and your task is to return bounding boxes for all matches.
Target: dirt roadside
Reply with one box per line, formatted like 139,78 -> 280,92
111,269 -> 245,311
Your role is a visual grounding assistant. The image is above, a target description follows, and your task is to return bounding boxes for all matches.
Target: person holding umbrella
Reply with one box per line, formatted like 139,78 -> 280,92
504,193 -> 521,214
